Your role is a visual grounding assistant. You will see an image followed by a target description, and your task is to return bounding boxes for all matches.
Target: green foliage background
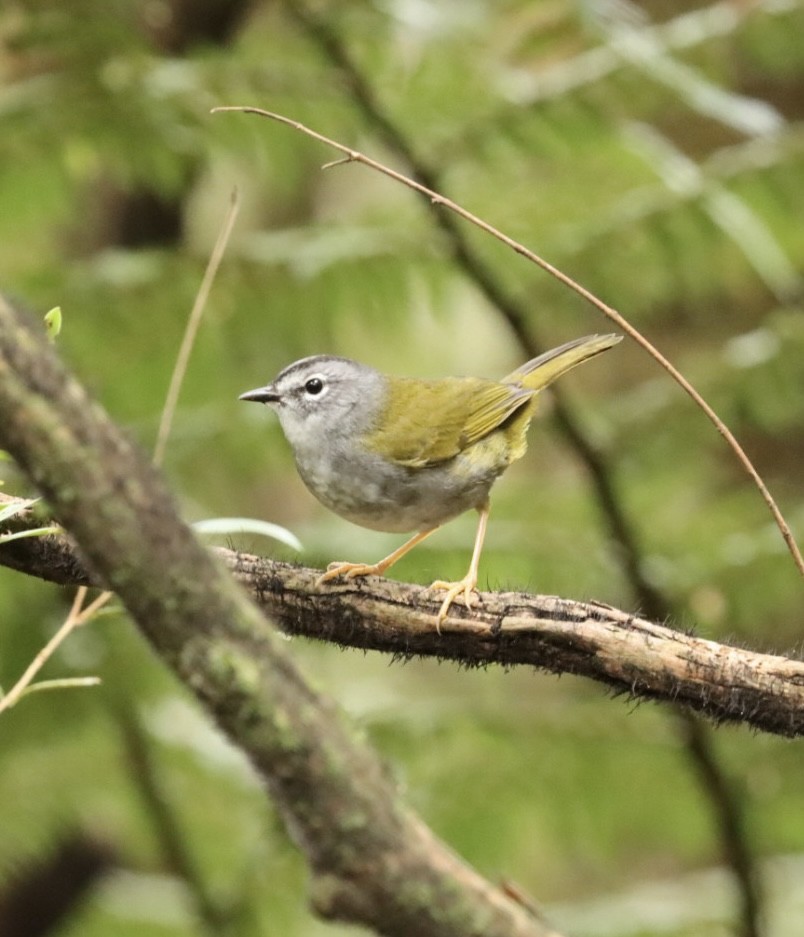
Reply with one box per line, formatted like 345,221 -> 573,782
1,1 -> 803,935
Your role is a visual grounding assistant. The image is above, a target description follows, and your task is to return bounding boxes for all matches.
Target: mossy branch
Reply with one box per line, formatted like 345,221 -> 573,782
0,296 -> 557,937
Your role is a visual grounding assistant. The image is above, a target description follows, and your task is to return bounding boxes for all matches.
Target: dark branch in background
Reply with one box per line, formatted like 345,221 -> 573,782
681,716 -> 764,936
74,0 -> 252,255
275,6 -> 767,933
143,0 -> 252,53
3,495 -> 804,739
0,832 -> 116,937
114,703 -> 228,933
0,297 -> 559,937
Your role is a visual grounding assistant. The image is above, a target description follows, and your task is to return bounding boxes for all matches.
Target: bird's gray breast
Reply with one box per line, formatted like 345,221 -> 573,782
292,436 -> 498,533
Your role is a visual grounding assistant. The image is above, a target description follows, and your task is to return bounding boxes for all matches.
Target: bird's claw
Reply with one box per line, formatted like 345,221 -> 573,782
427,577 -> 479,633
319,563 -> 479,634
316,561 -> 381,587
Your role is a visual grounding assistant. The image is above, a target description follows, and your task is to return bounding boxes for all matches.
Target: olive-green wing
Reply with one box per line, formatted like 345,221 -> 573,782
365,376 -> 534,468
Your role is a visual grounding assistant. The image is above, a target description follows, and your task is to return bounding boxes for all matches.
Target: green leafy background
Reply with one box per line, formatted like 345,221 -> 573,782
1,1 -> 802,935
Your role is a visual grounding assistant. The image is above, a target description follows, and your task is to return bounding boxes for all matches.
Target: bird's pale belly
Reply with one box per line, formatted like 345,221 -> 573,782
295,447 -> 503,533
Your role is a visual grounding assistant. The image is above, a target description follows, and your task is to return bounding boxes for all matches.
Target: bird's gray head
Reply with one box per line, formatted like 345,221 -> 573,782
239,355 -> 384,453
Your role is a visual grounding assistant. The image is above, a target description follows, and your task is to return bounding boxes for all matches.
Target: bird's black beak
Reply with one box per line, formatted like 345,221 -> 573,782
239,385 -> 280,404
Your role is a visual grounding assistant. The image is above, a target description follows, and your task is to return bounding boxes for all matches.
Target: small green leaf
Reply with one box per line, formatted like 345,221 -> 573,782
44,306 -> 62,342
0,525 -> 60,545
0,497 -> 39,524
193,517 -> 303,551
19,677 -> 102,699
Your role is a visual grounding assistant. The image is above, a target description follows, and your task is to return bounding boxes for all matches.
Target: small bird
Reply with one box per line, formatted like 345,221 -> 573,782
240,334 -> 621,627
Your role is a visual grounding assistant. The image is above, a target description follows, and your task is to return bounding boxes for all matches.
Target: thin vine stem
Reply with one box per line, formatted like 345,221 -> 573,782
0,585 -> 105,714
154,188 -> 240,467
0,192 -> 240,716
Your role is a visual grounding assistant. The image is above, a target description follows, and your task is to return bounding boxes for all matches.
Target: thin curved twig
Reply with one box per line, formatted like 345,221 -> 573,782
211,104 -> 804,583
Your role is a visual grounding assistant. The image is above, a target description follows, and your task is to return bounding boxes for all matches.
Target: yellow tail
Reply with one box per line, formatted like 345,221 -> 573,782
504,334 -> 621,391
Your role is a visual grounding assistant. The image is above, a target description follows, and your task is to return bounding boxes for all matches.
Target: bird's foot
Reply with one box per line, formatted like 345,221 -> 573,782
316,561 -> 384,587
426,575 -> 479,632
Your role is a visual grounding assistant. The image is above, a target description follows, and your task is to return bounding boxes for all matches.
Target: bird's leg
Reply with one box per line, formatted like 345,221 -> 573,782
316,527 -> 440,586
427,505 -> 489,629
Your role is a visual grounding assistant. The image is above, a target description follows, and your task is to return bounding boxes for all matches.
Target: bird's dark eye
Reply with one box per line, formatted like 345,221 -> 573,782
304,377 -> 324,395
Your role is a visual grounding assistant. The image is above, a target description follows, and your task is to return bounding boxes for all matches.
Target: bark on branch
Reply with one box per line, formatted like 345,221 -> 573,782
0,296 -> 558,937
2,494 -> 803,738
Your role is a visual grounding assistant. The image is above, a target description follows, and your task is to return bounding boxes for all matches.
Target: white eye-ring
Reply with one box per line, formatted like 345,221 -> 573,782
304,375 -> 326,396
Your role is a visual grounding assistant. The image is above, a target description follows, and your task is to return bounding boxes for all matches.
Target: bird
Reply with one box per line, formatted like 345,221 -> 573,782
240,333 -> 621,627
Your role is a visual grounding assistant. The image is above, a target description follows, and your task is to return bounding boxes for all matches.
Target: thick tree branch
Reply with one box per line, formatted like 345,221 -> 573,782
0,297 -> 558,937
3,493 -> 803,738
